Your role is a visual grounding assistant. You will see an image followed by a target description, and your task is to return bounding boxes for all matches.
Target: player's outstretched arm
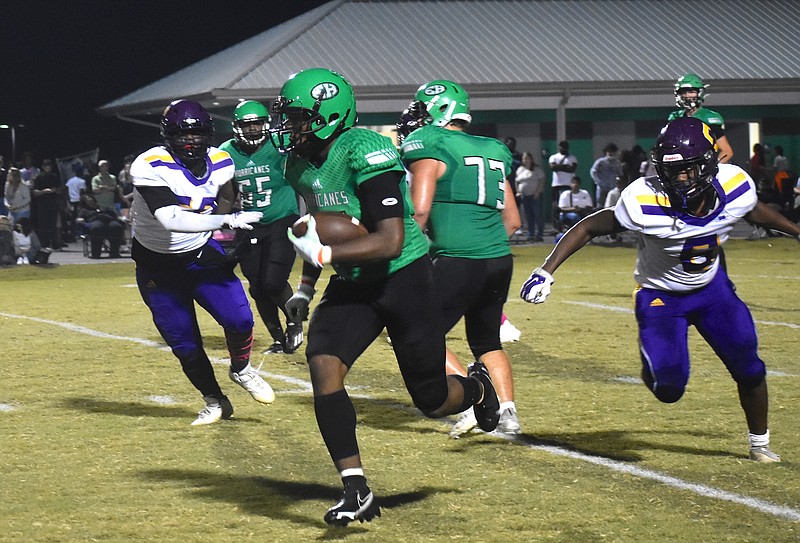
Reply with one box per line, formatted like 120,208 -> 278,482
745,201 -> 800,240
521,208 -> 619,303
542,208 -> 618,273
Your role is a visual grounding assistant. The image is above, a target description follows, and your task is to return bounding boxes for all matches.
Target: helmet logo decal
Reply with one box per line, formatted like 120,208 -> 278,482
701,123 -> 716,148
662,153 -> 684,162
423,84 -> 447,96
311,82 -> 339,100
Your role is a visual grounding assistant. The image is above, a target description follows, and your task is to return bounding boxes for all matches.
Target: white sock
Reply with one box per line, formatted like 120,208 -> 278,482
749,430 -> 770,449
340,468 -> 364,478
499,401 -> 516,412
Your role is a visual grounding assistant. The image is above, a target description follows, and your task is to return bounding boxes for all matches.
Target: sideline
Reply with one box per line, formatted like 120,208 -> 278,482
1,310 -> 798,521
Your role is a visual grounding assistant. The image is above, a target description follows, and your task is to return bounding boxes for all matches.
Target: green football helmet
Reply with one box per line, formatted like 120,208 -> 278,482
414,79 -> 472,127
674,73 -> 708,110
232,100 -> 269,147
270,68 -> 357,155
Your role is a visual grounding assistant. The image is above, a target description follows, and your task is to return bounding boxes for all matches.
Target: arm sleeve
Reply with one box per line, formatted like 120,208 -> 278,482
153,205 -> 227,233
356,171 -> 405,224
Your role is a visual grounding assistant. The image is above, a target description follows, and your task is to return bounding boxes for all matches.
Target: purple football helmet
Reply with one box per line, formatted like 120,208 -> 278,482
652,117 -> 719,214
160,99 -> 214,165
396,100 -> 432,144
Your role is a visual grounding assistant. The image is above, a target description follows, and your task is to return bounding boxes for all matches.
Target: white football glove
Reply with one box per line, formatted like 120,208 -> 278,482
519,267 -> 555,304
285,283 -> 315,323
224,211 -> 262,230
286,215 -> 330,268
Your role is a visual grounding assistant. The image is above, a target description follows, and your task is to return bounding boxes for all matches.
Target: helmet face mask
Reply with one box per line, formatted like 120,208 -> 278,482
232,100 -> 269,148
270,68 -> 356,156
674,73 -> 707,110
161,99 -> 214,166
396,100 -> 432,144
414,80 -> 472,127
653,117 -> 719,215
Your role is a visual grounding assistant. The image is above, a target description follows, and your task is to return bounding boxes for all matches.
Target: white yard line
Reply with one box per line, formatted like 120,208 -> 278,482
1,310 -> 798,521
562,301 -> 800,330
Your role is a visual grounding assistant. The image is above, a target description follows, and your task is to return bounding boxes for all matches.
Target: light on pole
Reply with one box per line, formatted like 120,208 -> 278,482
0,123 -> 24,165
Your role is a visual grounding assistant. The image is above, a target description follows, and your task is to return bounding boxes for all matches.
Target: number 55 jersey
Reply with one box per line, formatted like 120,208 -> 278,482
614,163 -> 757,292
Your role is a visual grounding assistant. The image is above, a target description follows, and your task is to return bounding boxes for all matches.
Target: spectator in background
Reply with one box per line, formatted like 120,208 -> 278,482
19,152 -> 40,183
65,163 -> 87,240
590,143 -> 622,209
117,155 -> 136,250
750,144 -> 766,181
31,159 -> 62,250
504,136 -> 523,191
4,167 -> 31,224
92,159 -> 118,211
548,140 -> 578,231
772,145 -> 789,173
558,175 -> 593,229
604,176 -> 625,209
76,194 -> 125,259
0,215 -> 14,266
13,216 -> 45,265
516,151 -> 545,241
640,146 -> 657,178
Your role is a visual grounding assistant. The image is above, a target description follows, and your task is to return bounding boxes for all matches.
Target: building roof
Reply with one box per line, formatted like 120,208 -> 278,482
98,0 -> 800,120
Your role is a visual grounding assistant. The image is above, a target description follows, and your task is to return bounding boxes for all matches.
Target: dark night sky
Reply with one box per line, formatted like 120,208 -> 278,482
0,0 -> 328,171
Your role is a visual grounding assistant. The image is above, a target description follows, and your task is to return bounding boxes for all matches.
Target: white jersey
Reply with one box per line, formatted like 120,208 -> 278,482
614,163 -> 757,292
131,146 -> 234,254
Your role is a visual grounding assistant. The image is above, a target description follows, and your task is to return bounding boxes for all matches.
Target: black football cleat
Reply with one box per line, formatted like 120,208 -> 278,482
324,485 -> 381,526
468,361 -> 500,432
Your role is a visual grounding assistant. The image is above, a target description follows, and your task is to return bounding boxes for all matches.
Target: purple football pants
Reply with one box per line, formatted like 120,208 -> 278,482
136,254 -> 253,363
635,267 -> 766,399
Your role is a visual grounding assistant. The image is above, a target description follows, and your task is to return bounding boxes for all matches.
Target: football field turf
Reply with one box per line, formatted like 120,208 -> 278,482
0,238 -> 798,542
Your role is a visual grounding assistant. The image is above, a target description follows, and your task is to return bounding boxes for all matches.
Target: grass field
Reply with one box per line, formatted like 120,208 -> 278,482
0,238 -> 798,542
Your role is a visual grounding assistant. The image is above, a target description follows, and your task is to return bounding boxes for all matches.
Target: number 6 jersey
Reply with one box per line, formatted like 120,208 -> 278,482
614,163 -> 757,292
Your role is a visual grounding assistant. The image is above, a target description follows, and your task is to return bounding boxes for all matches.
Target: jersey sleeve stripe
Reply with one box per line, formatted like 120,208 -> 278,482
721,172 -> 747,194
636,194 -> 670,215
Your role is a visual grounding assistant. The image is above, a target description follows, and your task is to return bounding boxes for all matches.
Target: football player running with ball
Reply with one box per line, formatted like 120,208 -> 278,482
520,117 -> 800,463
219,100 -> 303,355
130,100 -> 274,426
270,68 -> 501,526
398,81 -> 524,438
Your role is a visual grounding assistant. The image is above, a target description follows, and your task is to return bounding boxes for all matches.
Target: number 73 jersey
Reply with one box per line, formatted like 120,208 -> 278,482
613,163 -> 757,292
400,124 -> 512,259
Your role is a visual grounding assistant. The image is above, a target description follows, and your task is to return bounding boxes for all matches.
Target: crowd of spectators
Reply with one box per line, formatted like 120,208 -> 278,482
1,151 -> 134,265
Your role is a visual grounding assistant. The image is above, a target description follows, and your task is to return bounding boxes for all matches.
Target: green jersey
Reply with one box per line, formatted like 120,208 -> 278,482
219,139 -> 298,224
667,106 -> 725,128
283,127 -> 428,283
400,125 -> 512,259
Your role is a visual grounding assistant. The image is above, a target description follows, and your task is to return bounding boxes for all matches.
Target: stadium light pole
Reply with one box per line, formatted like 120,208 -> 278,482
0,123 -> 23,165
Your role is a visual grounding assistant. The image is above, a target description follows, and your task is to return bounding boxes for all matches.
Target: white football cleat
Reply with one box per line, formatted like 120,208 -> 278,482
229,363 -> 275,404
450,409 -> 479,439
191,395 -> 234,426
499,320 -> 522,343
495,406 -> 522,435
749,446 -> 781,463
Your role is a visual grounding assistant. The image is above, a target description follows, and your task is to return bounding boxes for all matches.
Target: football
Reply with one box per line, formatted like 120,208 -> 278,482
292,211 -> 369,245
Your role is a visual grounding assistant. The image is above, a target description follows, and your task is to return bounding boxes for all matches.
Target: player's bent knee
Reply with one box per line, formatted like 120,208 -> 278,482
735,372 -> 765,391
651,384 -> 684,404
410,379 -> 450,417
